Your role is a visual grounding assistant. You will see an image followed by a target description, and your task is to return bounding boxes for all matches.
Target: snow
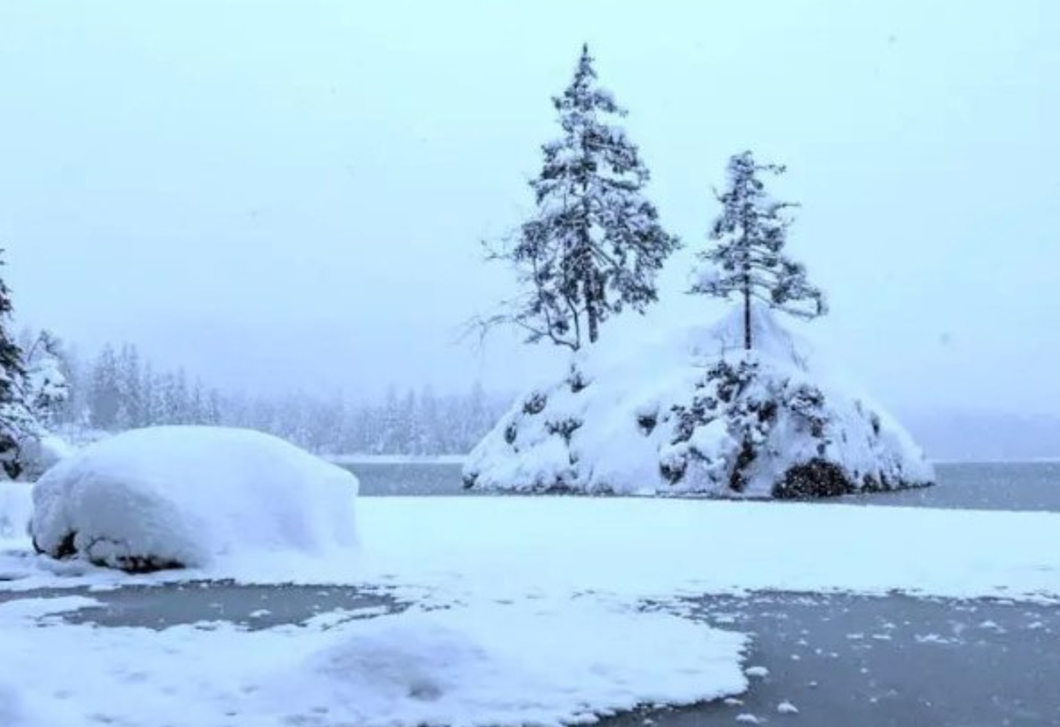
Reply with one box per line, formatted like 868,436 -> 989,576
29,426 -> 359,571
5,496 -> 1058,602
777,700 -> 800,715
0,596 -> 746,727
0,480 -> 31,539
745,665 -> 769,678
1,492 -> 1060,724
465,304 -> 933,496
16,431 -> 75,480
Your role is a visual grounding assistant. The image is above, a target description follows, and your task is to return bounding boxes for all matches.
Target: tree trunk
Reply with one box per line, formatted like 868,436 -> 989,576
743,283 -> 752,351
586,276 -> 600,344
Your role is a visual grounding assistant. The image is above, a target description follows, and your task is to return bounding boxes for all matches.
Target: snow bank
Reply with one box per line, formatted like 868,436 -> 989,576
29,426 -> 359,572
465,304 -> 934,496
0,596 -> 746,727
4,496 -> 1059,602
356,497 -> 1060,604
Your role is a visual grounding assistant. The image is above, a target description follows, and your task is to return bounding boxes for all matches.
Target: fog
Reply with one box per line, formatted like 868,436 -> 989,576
2,1 -> 1057,420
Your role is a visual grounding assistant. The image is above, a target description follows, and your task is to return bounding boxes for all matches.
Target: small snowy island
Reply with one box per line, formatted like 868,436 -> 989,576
464,304 -> 934,497
468,140 -> 934,497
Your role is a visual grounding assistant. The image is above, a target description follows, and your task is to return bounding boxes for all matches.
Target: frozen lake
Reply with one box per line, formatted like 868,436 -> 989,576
8,584 -> 1058,727
3,461 -> 1058,726
344,460 -> 1060,512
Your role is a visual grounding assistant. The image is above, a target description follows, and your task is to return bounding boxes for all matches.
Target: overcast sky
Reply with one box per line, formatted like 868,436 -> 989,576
1,1 -> 1057,416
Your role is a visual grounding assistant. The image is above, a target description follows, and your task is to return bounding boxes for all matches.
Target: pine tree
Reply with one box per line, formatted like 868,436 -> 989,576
484,44 -> 679,350
376,386 -> 401,454
0,252 -> 36,478
89,344 -> 121,430
692,151 -> 827,351
117,343 -> 144,428
22,330 -> 71,428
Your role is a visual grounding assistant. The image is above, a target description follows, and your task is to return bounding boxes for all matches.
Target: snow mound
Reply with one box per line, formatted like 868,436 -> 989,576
29,426 -> 358,572
264,602 -> 748,726
465,305 -> 934,497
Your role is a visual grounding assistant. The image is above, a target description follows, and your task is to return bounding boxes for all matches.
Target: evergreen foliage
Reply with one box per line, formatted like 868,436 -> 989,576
692,151 -> 826,350
484,44 -> 678,350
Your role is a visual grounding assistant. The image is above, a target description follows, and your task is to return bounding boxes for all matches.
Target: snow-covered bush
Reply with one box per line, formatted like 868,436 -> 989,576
30,426 -> 359,572
464,305 -> 934,497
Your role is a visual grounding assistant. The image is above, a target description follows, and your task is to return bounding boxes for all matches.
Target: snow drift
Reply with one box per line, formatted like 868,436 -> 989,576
263,602 -> 747,726
29,426 -> 359,572
464,305 -> 934,497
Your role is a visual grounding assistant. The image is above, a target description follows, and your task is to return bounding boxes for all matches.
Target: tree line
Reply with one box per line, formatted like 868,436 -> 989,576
19,334 -> 508,457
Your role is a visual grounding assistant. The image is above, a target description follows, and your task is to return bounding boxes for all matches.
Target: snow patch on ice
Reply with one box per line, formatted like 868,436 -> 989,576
0,595 -> 102,622
0,597 -> 747,727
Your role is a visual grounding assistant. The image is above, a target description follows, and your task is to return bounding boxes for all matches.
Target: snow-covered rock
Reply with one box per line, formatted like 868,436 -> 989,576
464,305 -> 934,497
29,426 -> 359,572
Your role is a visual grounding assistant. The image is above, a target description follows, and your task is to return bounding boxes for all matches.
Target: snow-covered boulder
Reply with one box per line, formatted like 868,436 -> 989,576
29,426 -> 359,572
464,305 -> 934,497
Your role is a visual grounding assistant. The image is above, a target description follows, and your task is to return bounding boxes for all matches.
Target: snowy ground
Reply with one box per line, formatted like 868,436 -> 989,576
4,497 -> 1059,601
2,496 -> 1059,726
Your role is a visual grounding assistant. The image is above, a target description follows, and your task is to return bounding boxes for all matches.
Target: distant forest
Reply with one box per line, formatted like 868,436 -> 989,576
30,333 -> 510,456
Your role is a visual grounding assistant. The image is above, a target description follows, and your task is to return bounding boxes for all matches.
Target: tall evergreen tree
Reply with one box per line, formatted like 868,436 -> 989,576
692,151 -> 827,351
485,44 -> 679,350
0,251 -> 35,478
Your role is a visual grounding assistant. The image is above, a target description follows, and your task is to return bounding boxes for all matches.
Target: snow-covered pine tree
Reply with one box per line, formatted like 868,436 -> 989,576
0,252 -> 37,478
692,151 -> 827,351
485,44 -> 679,350
23,330 -> 71,428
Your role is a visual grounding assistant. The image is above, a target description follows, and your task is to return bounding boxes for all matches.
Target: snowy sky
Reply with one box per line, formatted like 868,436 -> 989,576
1,1 -> 1058,415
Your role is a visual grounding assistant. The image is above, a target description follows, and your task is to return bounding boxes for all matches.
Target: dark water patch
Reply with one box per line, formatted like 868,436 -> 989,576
342,460 -> 1060,513
342,462 -> 468,496
615,591 -> 1060,727
839,461 -> 1060,512
4,583 -> 1058,724
1,581 -> 408,630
